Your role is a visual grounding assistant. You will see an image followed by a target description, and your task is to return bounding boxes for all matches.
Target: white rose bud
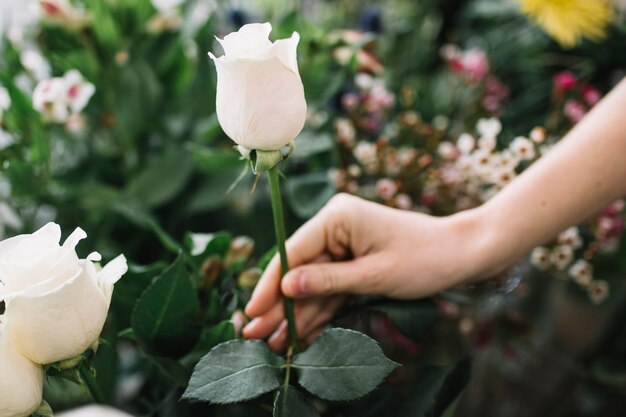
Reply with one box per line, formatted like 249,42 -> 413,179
0,223 -> 127,365
0,325 -> 44,417
209,23 -> 307,151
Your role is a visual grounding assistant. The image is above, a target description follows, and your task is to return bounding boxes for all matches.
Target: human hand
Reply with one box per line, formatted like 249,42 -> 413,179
243,193 -> 489,351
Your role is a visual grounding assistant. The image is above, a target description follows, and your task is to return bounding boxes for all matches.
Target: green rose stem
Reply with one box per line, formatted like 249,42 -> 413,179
79,362 -> 105,404
266,165 -> 299,350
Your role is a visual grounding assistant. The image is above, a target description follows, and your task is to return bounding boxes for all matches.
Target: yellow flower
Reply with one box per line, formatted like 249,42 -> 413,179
518,0 -> 614,48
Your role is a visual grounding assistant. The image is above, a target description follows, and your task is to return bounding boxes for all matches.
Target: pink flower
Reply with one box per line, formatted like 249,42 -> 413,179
554,71 -> 577,91
341,93 -> 359,111
376,178 -> 398,200
420,193 -> 436,208
582,85 -> 602,106
563,100 -> 587,123
395,193 -> 412,210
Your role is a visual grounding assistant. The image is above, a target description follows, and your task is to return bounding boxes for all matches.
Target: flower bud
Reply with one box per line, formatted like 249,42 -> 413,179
209,23 -> 306,151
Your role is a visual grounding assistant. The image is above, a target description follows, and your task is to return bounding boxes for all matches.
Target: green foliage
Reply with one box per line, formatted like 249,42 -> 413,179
292,328 -> 400,401
273,387 -> 320,417
132,256 -> 201,357
368,299 -> 439,340
285,172 -> 336,219
182,340 -> 284,404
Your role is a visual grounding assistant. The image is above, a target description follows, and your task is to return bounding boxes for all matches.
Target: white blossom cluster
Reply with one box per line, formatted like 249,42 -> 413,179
32,69 -> 95,126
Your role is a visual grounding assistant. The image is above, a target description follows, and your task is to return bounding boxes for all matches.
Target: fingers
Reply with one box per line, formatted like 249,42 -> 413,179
266,296 -> 347,352
245,211 -> 340,317
281,254 -> 388,298
241,302 -> 284,340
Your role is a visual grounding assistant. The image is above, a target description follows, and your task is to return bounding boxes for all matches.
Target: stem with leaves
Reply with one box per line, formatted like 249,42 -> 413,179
267,166 -> 299,349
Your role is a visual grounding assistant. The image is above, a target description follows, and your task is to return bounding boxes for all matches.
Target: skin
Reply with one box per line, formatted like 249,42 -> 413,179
243,79 -> 626,352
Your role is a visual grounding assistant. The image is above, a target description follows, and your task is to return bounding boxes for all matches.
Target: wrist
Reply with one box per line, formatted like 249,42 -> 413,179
445,205 -> 508,285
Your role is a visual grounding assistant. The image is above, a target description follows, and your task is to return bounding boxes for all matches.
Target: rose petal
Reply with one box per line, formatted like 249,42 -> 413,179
57,405 -> 135,417
0,325 -> 43,417
271,32 -> 300,74
97,254 -> 128,305
217,22 -> 273,60
4,260 -> 108,364
214,56 -> 306,150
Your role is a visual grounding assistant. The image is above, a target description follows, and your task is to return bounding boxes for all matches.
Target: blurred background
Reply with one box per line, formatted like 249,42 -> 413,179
0,0 -> 625,416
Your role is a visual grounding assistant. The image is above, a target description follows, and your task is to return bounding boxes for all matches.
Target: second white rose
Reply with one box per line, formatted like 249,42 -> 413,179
0,223 -> 127,365
209,22 -> 307,151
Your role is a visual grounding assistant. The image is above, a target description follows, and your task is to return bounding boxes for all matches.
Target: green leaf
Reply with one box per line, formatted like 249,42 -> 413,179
186,167 -> 250,213
291,132 -> 334,159
112,200 -> 182,253
181,320 -> 235,368
185,232 -> 231,261
189,146 -> 243,173
397,366 -> 450,417
182,339 -> 284,404
273,386 -> 320,417
368,299 -> 439,341
151,356 -> 191,387
285,172 -> 336,219
126,148 -> 194,208
132,256 -> 200,357
292,328 -> 399,401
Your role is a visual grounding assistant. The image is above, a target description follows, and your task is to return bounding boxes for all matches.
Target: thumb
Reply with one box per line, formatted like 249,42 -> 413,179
281,256 -> 384,298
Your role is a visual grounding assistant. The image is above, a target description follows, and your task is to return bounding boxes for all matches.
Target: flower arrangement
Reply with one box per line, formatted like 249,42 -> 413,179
0,1 -> 624,416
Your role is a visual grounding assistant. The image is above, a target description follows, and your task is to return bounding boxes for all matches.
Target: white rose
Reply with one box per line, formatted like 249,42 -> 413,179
209,22 -> 307,151
0,223 -> 127,365
57,405 -> 135,417
0,324 -> 44,417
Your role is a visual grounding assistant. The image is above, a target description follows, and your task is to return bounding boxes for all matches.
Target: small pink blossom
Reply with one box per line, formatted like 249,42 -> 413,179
563,100 -> 587,123
554,71 -> 577,91
395,193 -> 412,210
582,85 -> 602,106
376,178 -> 398,200
341,93 -> 359,111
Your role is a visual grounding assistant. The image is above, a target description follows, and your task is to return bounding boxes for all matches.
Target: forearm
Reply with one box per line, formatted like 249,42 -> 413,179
469,79 -> 626,278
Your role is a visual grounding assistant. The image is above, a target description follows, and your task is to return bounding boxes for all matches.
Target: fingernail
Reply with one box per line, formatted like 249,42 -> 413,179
268,327 -> 283,344
286,270 -> 308,296
243,318 -> 260,336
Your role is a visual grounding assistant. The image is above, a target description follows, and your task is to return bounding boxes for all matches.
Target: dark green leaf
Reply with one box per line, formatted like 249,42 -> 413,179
368,299 -> 439,341
432,360 -> 471,417
285,172 -> 336,219
398,366 -> 450,417
186,167 -> 250,213
291,132 -> 334,159
132,256 -> 200,357
152,356 -> 191,387
274,386 -> 319,417
112,201 -> 182,253
181,321 -> 235,368
126,148 -> 194,208
189,146 -> 243,173
292,328 -> 399,401
182,339 -> 284,404
185,232 -> 231,262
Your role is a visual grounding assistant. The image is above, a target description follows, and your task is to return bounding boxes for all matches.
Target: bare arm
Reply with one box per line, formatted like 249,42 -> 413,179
473,78 -> 626,278
244,78 -> 626,351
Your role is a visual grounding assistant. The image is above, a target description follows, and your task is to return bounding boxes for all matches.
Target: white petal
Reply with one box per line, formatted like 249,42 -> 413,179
0,326 -> 43,417
56,405 -> 135,417
217,22 -> 273,60
271,32 -> 300,74
214,57 -> 306,150
97,254 -> 127,305
87,251 -> 102,262
4,260 -> 108,364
